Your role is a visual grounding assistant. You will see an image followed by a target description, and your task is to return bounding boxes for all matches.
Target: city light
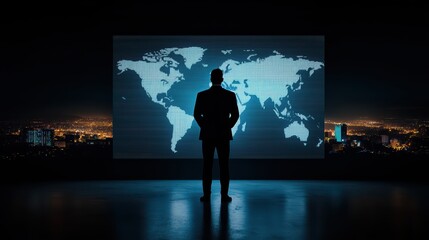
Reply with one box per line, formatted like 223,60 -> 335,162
1,116 -> 428,160
324,118 -> 429,156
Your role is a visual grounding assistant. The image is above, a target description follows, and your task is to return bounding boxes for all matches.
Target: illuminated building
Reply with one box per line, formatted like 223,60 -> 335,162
351,139 -> 361,147
54,140 -> 66,148
324,131 -> 333,138
22,128 -> 54,146
335,124 -> 347,142
381,135 -> 389,145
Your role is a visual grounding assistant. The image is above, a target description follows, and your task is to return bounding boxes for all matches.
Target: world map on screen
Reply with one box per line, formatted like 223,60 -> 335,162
113,36 -> 325,159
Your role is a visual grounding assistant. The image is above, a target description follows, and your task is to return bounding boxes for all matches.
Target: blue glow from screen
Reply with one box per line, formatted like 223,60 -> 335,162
113,35 -> 324,159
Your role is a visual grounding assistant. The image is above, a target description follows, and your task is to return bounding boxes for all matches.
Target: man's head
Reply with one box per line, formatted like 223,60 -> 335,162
210,68 -> 223,85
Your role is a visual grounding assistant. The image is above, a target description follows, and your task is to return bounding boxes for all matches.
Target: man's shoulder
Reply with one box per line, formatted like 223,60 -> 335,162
221,88 -> 236,96
198,87 -> 235,96
197,89 -> 210,95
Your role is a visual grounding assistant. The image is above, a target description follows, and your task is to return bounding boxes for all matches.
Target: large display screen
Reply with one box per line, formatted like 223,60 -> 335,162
113,35 -> 324,159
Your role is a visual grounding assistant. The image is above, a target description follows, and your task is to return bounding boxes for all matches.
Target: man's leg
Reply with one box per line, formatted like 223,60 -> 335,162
217,140 -> 230,199
202,140 -> 215,198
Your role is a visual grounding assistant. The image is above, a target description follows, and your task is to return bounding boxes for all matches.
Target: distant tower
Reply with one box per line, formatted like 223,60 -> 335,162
41,129 -> 54,146
335,124 -> 347,142
23,128 -> 54,146
380,135 -> 389,145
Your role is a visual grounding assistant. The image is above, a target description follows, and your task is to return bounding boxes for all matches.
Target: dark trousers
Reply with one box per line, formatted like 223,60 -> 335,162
202,139 -> 230,196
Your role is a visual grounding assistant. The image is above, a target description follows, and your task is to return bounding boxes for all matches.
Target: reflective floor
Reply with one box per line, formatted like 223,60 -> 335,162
1,180 -> 428,240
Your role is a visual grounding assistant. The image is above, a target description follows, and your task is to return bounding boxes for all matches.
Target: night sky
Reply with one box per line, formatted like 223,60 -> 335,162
1,3 -> 427,120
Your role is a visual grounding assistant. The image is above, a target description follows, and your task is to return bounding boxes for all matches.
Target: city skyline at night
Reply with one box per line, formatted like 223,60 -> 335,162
1,115 -> 427,161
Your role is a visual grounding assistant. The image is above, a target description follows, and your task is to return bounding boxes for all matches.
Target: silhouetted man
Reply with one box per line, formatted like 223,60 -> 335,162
194,68 -> 239,202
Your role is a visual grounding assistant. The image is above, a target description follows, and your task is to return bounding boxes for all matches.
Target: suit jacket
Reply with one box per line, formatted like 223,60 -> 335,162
194,86 -> 239,140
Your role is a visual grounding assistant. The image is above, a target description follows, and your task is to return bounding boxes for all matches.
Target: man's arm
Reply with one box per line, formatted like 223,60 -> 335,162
193,93 -> 204,128
229,93 -> 239,128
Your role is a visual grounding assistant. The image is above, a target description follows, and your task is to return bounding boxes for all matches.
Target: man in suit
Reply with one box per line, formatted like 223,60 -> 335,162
194,68 -> 239,202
